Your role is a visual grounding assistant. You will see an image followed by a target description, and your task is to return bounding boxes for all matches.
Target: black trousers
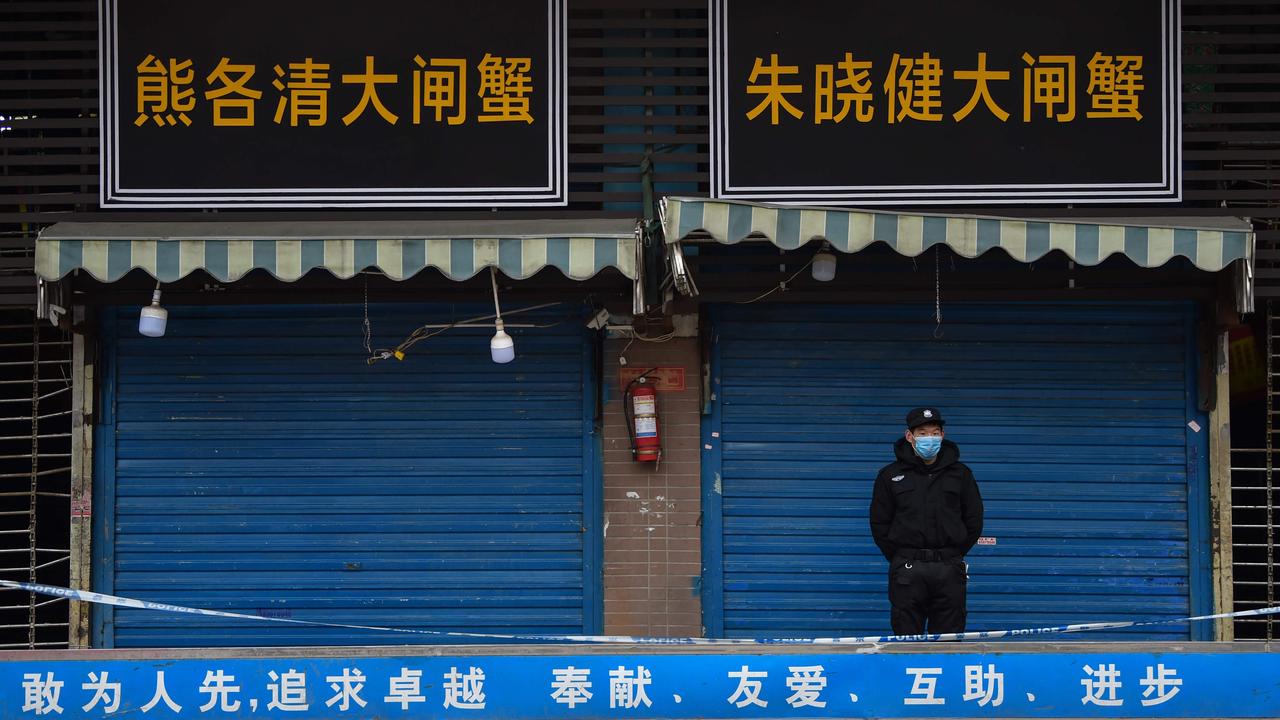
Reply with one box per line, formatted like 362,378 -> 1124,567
888,556 -> 967,636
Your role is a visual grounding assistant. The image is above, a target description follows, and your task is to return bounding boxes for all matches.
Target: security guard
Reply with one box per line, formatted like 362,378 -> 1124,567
869,407 -> 983,636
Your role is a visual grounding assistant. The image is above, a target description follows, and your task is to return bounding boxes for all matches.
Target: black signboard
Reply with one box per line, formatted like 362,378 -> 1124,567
711,0 -> 1180,205
100,0 -> 565,207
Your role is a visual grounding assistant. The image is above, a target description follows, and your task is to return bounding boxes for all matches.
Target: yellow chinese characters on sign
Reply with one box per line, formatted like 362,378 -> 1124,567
477,54 -> 534,123
1022,54 -> 1076,122
952,52 -> 1009,122
204,58 -> 261,127
273,58 -> 331,127
1086,53 -> 1144,120
136,55 -> 196,126
815,53 -> 874,124
132,54 -> 544,129
414,56 -> 467,125
745,54 -> 804,124
342,56 -> 400,125
884,53 -> 943,123
740,50 -> 1143,126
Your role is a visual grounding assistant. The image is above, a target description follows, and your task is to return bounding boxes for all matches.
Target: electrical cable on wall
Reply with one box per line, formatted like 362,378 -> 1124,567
362,275 -> 374,356
735,257 -> 816,304
616,327 -> 676,367
635,330 -> 677,343
933,245 -> 944,340
363,300 -> 564,365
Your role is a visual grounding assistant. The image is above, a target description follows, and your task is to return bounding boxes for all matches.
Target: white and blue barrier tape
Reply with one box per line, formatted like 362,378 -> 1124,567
3,579 -> 1278,645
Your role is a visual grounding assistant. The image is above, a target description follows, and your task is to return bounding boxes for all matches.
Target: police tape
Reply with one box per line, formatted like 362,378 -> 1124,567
3,579 -> 1279,646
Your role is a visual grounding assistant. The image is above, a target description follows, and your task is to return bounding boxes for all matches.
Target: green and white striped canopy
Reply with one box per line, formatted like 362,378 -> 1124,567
36,219 -> 639,283
662,197 -> 1253,272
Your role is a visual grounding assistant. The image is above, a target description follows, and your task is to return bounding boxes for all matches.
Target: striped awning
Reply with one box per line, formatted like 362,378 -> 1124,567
661,197 -> 1253,272
36,219 -> 640,282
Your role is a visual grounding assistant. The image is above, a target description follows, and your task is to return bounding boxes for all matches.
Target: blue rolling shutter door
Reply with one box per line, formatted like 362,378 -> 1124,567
101,303 -> 597,647
711,302 -> 1206,640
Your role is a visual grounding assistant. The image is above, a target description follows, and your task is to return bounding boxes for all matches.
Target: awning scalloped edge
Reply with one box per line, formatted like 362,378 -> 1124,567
661,198 -> 1253,273
35,235 -> 639,283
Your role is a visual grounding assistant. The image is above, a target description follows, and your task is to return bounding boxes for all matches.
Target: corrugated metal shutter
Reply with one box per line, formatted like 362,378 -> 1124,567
705,302 -> 1209,640
96,303 -> 599,647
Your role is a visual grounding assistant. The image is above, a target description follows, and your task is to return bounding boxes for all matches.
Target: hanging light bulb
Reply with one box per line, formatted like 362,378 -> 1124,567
489,267 -> 515,363
138,282 -> 168,337
811,243 -> 837,282
490,320 -> 515,364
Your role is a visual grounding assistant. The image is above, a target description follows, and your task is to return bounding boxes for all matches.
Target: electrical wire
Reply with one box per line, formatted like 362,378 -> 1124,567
619,335 -> 636,362
489,267 -> 504,326
735,257 -> 816,304
361,275 -> 373,355
933,245 -> 944,340
366,301 -> 563,364
617,328 -> 676,367
634,331 -> 677,342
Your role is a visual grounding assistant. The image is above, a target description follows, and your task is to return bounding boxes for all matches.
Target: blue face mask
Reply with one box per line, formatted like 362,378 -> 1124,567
912,435 -> 943,460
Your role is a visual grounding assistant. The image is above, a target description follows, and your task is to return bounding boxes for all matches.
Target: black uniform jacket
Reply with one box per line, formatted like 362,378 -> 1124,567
869,438 -> 983,562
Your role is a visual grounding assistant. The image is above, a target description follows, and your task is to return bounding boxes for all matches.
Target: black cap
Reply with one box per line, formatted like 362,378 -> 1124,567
906,407 -> 945,429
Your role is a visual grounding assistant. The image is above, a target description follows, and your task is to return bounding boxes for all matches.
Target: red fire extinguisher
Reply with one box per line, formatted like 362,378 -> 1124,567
624,370 -> 661,462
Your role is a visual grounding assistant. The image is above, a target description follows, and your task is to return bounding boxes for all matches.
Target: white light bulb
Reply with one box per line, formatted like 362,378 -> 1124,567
490,328 -> 515,364
138,288 -> 167,337
812,251 -> 837,282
